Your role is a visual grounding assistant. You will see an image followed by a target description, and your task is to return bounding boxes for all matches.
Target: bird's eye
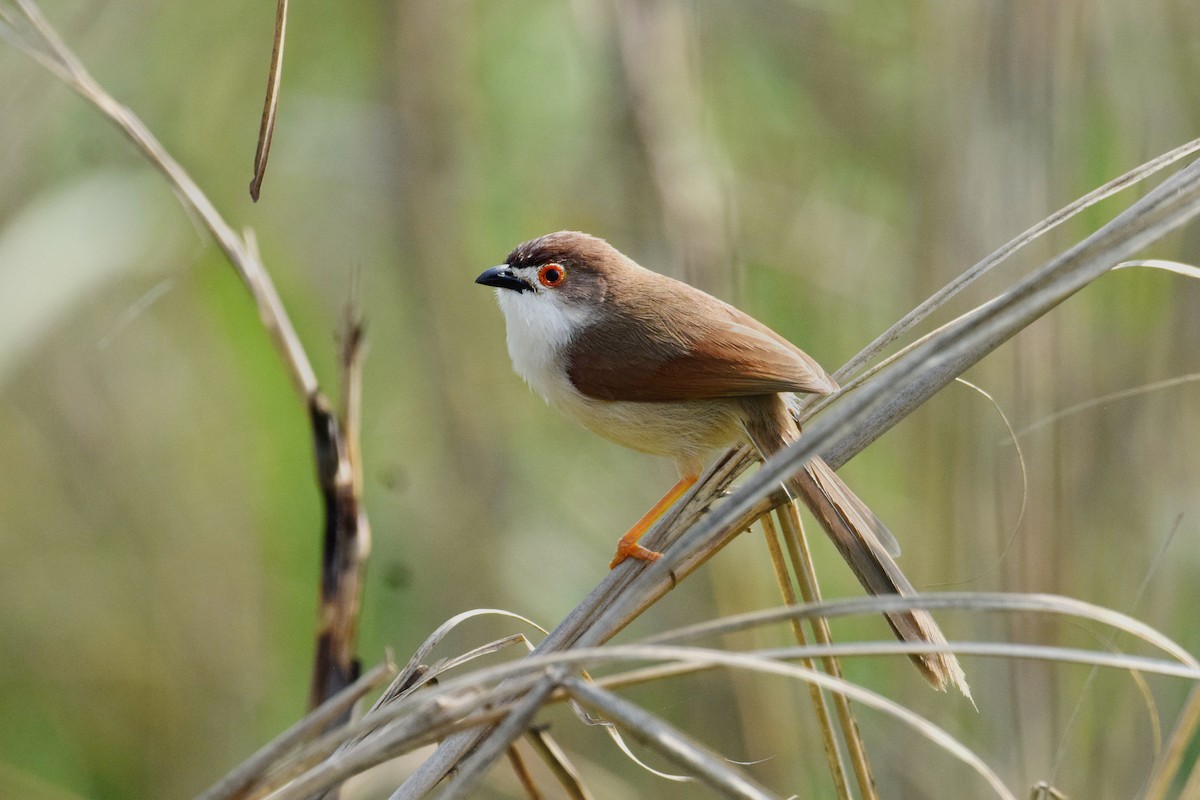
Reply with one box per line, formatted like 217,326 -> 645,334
538,263 -> 566,288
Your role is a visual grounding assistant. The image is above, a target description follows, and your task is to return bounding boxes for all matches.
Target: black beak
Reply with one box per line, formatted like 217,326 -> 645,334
475,265 -> 529,293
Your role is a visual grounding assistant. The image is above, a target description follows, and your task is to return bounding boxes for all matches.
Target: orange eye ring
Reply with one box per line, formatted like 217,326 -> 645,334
538,263 -> 566,288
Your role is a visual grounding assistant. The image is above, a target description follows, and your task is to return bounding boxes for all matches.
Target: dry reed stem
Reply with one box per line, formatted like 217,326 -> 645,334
231,590 -> 1199,800
196,658 -> 397,800
525,726 -> 594,800
504,745 -> 542,800
377,644 -> 1019,800
5,0 -> 317,397
776,503 -> 882,794
2,0 -> 374,717
395,153 -> 1200,795
1143,685 -> 1200,800
309,318 -> 371,709
825,135 -> 1200,390
759,513 -> 853,799
249,0 -> 288,200
564,677 -> 780,799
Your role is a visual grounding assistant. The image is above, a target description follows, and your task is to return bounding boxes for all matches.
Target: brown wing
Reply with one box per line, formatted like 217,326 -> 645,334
566,272 -> 837,402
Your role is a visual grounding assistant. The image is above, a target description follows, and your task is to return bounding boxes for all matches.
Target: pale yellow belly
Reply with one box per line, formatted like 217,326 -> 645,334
553,392 -> 747,477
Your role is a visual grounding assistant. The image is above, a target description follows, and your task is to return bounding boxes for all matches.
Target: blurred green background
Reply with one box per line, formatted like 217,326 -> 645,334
2,1 -> 1200,797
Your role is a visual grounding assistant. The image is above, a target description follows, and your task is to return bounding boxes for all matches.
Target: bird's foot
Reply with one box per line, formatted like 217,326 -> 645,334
609,541 -> 663,569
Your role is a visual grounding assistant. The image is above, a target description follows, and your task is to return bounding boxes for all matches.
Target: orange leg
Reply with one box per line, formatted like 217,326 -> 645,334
609,475 -> 698,569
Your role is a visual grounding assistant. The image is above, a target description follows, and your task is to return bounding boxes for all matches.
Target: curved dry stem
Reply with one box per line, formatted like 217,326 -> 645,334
642,592 -> 1198,669
298,643 -> 1031,800
6,0 -> 318,398
197,658 -> 397,800
827,138 -> 1200,388
564,677 -> 780,800
392,154 -> 1200,796
266,602 -> 1198,800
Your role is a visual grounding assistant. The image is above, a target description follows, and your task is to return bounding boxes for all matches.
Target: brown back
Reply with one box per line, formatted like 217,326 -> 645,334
566,264 -> 837,402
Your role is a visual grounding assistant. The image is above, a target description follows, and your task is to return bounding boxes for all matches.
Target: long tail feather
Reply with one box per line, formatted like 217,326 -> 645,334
797,459 -> 971,698
741,397 -> 971,698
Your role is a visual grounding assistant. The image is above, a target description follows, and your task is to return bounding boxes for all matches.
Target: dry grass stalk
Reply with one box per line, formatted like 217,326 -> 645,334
8,2 -> 1200,796
0,0 -> 373,718
759,512 -> 855,799
1143,686 -> 1200,800
249,0 -> 288,200
504,744 -> 542,800
524,726 -> 594,800
391,150 -> 1200,794
197,658 -> 396,800
774,503 -> 882,793
309,317 -> 371,709
195,588 -> 1199,799
826,135 -> 1200,390
306,643 -> 1021,800
564,677 -> 780,799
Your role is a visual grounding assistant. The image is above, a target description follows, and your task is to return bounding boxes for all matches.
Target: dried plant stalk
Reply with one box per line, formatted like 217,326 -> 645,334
1,0 -> 372,720
775,503 -> 881,796
395,153 -> 1200,796
759,512 -> 854,799
249,0 -> 288,201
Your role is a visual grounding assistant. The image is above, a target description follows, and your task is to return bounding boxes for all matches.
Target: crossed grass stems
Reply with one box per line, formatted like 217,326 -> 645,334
5,1 -> 1200,797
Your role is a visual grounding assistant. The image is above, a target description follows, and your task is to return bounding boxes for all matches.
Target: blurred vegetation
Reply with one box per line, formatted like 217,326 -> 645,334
2,0 -> 1200,797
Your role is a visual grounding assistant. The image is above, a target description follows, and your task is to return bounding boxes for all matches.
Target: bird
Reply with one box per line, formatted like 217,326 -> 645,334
476,231 -> 967,694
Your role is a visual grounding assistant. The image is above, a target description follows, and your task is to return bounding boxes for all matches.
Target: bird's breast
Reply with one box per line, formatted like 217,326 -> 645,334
497,289 -> 590,406
495,289 -> 746,473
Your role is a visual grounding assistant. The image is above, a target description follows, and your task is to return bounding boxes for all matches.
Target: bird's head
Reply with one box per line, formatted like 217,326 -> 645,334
475,231 -> 623,320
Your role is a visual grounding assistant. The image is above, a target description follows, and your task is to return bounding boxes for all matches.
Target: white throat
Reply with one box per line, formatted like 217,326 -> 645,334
495,289 -> 594,405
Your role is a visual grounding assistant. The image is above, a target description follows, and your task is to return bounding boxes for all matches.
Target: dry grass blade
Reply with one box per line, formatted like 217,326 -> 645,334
5,0 -> 318,398
252,618 -> 1196,799
263,706 -> 515,800
0,6 -> 69,82
571,646 -> 1021,798
759,513 -> 854,799
431,634 -> 534,677
761,643 -> 1198,678
1048,515 -> 1182,788
505,745 -> 543,800
309,318 -> 370,709
1012,372 -> 1200,440
564,677 -> 781,800
525,726 -> 594,800
939,378 -> 1030,586
606,159 -> 1200,644
808,254 -> 1200,427
1143,686 -> 1200,799
371,608 -> 547,712
830,136 -> 1200,386
249,0 -> 288,201
1114,258 -> 1200,279
196,658 -> 396,800
431,678 -> 562,800
257,672 -> 553,800
643,592 -> 1198,668
392,146 -> 1200,790
380,643 -> 1015,799
593,641 -> 1200,695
